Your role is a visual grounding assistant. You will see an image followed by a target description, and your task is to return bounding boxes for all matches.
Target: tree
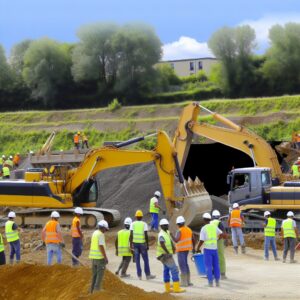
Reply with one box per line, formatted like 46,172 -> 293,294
10,39 -> 32,74
23,38 -> 72,107
262,23 -> 300,94
0,44 -> 13,91
155,64 -> 181,92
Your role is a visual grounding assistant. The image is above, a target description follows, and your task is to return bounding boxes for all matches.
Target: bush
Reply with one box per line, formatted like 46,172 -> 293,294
108,98 -> 122,112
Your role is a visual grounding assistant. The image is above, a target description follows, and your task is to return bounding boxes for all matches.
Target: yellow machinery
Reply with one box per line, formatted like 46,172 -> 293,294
0,131 -> 211,228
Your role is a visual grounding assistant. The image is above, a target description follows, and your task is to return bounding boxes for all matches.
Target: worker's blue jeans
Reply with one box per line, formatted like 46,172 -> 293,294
204,248 -> 220,283
133,243 -> 151,277
9,240 -> 21,262
47,243 -> 62,265
161,255 -> 179,283
150,213 -> 159,231
264,236 -> 278,259
177,250 -> 190,274
72,237 -> 83,266
231,227 -> 245,247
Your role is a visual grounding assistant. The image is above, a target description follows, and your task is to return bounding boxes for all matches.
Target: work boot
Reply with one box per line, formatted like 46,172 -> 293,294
164,282 -> 173,293
234,247 -> 238,254
120,274 -> 130,278
221,273 -> 227,280
274,257 -> 280,261
264,257 -> 269,261
146,274 -> 156,280
138,276 -> 142,280
290,260 -> 297,264
173,281 -> 185,293
187,272 -> 193,286
208,281 -> 213,287
282,259 -> 286,263
180,274 -> 189,287
9,259 -> 14,265
216,280 -> 220,287
241,245 -> 246,254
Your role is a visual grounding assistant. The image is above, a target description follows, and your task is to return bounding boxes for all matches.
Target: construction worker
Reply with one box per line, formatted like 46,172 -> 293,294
228,203 -> 246,254
81,133 -> 89,149
5,211 -> 21,264
89,220 -> 109,293
13,153 -> 21,168
171,215 -> 195,287
263,211 -> 279,261
74,132 -> 81,150
149,191 -> 162,231
42,211 -> 64,265
281,211 -> 299,263
130,210 -> 155,280
157,218 -> 185,293
292,163 -> 300,178
2,165 -> 10,179
0,231 -> 6,265
211,210 -> 227,279
197,213 -> 224,287
115,217 -> 132,277
71,207 -> 84,266
5,156 -> 13,169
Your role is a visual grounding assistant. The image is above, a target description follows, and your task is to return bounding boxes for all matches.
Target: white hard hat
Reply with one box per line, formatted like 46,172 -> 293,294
159,218 -> 169,226
8,211 -> 16,218
298,157 -> 300,160
2,155 -> 5,158
233,203 -> 239,209
154,191 -> 161,198
98,220 -> 109,230
212,210 -> 221,217
74,207 -> 83,215
264,211 -> 271,217
9,156 -> 12,159
287,211 -> 294,217
203,212 -> 212,220
176,216 -> 185,224
51,211 -> 60,218
124,217 -> 132,225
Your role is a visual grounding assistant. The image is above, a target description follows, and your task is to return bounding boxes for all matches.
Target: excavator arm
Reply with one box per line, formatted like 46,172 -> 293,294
173,103 -> 283,181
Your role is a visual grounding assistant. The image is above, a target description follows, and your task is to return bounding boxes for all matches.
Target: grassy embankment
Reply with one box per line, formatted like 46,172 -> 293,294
1,95 -> 300,155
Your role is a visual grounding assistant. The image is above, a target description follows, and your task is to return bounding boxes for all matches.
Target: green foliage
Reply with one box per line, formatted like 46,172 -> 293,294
155,64 -> 181,92
108,98 -> 122,112
10,40 -> 32,74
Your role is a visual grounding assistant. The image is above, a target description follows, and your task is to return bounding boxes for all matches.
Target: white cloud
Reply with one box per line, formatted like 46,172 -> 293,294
162,36 -> 213,61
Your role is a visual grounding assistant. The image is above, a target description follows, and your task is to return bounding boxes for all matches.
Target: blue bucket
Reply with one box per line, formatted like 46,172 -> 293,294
192,253 -> 206,276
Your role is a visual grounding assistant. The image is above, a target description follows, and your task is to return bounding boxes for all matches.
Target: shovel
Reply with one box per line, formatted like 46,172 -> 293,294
61,247 -> 86,266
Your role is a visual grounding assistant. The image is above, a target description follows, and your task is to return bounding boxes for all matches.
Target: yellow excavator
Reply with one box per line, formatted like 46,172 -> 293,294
0,131 -> 211,228
173,102 -> 300,223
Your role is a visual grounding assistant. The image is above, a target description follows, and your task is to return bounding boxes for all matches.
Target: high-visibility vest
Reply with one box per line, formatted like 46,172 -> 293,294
82,135 -> 88,141
2,166 -> 10,177
203,224 -> 218,248
0,158 -> 3,164
149,197 -> 159,214
211,219 -> 220,227
45,220 -> 60,244
117,229 -> 132,257
230,210 -> 242,227
283,219 -> 296,238
89,230 -> 105,260
13,155 -> 20,165
0,233 -> 5,252
74,134 -> 79,143
292,165 -> 300,177
132,221 -> 146,244
71,216 -> 81,238
264,217 -> 276,237
5,220 -> 19,242
156,230 -> 173,257
176,226 -> 193,252
5,159 -> 13,168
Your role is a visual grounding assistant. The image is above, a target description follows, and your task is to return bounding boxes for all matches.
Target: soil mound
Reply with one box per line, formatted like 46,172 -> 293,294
0,264 -> 176,300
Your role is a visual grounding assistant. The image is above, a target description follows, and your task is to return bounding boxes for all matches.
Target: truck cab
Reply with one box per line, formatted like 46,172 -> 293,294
228,167 -> 272,206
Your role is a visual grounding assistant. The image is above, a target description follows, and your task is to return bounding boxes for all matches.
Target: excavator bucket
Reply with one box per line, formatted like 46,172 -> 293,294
170,177 -> 212,229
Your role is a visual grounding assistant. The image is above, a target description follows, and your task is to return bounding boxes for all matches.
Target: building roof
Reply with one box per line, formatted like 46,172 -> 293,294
160,57 -> 217,63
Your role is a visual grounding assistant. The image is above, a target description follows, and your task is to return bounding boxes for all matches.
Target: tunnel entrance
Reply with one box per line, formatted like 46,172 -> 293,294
183,143 -> 257,196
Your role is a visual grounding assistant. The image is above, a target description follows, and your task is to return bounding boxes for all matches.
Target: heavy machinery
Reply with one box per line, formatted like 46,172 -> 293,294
173,102 -> 300,225
0,131 -> 211,228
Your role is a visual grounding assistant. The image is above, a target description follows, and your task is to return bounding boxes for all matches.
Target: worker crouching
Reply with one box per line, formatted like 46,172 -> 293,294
71,207 -> 84,266
89,220 -> 109,293
157,219 -> 185,293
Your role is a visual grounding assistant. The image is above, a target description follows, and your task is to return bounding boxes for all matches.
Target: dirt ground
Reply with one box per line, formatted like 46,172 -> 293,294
0,228 -> 298,300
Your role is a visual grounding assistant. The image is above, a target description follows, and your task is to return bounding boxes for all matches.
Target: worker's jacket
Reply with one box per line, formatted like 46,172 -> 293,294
282,219 -> 296,238
149,197 -> 159,214
13,155 -> 20,165
229,210 -> 242,227
264,217 -> 276,237
176,226 -> 193,252
74,134 -> 80,143
71,216 -> 81,238
82,135 -> 88,141
132,221 -> 146,244
117,229 -> 132,257
2,166 -> 10,177
5,220 -> 19,242
89,230 -> 105,260
5,159 -> 13,168
156,230 -> 173,257
203,224 -> 218,249
292,165 -> 300,177
44,220 -> 60,244
0,233 -> 4,252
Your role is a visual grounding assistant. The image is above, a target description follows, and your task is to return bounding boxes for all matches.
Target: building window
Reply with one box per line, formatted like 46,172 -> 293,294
170,63 -> 174,69
198,61 -> 203,70
189,62 -> 194,71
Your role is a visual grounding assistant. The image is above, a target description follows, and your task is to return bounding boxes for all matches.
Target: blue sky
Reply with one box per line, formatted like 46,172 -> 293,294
1,0 -> 300,59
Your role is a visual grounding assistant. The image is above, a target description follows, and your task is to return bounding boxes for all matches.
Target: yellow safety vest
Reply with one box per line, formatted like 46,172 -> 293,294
203,224 -> 217,248
0,233 -> 4,252
292,165 -> 300,177
156,230 -> 173,257
2,166 -> 10,177
117,229 -> 132,257
0,158 -> 3,164
132,221 -> 146,244
211,219 -> 220,227
6,159 -> 13,167
89,230 -> 105,260
283,219 -> 296,238
5,220 -> 19,242
264,217 -> 276,237
149,197 -> 159,214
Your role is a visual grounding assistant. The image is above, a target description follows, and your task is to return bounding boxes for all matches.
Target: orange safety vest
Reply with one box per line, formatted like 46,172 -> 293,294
74,134 -> 79,143
230,210 -> 242,227
13,155 -> 20,165
176,226 -> 193,252
45,220 -> 60,244
71,216 -> 81,238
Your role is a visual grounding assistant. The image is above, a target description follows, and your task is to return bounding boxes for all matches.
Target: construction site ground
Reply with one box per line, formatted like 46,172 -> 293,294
1,228 -> 299,300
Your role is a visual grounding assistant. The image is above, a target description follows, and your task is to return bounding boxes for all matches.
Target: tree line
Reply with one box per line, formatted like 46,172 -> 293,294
1,22 -> 300,111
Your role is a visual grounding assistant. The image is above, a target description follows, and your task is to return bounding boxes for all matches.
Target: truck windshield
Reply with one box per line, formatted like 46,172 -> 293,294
232,173 -> 250,190
261,171 -> 271,186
